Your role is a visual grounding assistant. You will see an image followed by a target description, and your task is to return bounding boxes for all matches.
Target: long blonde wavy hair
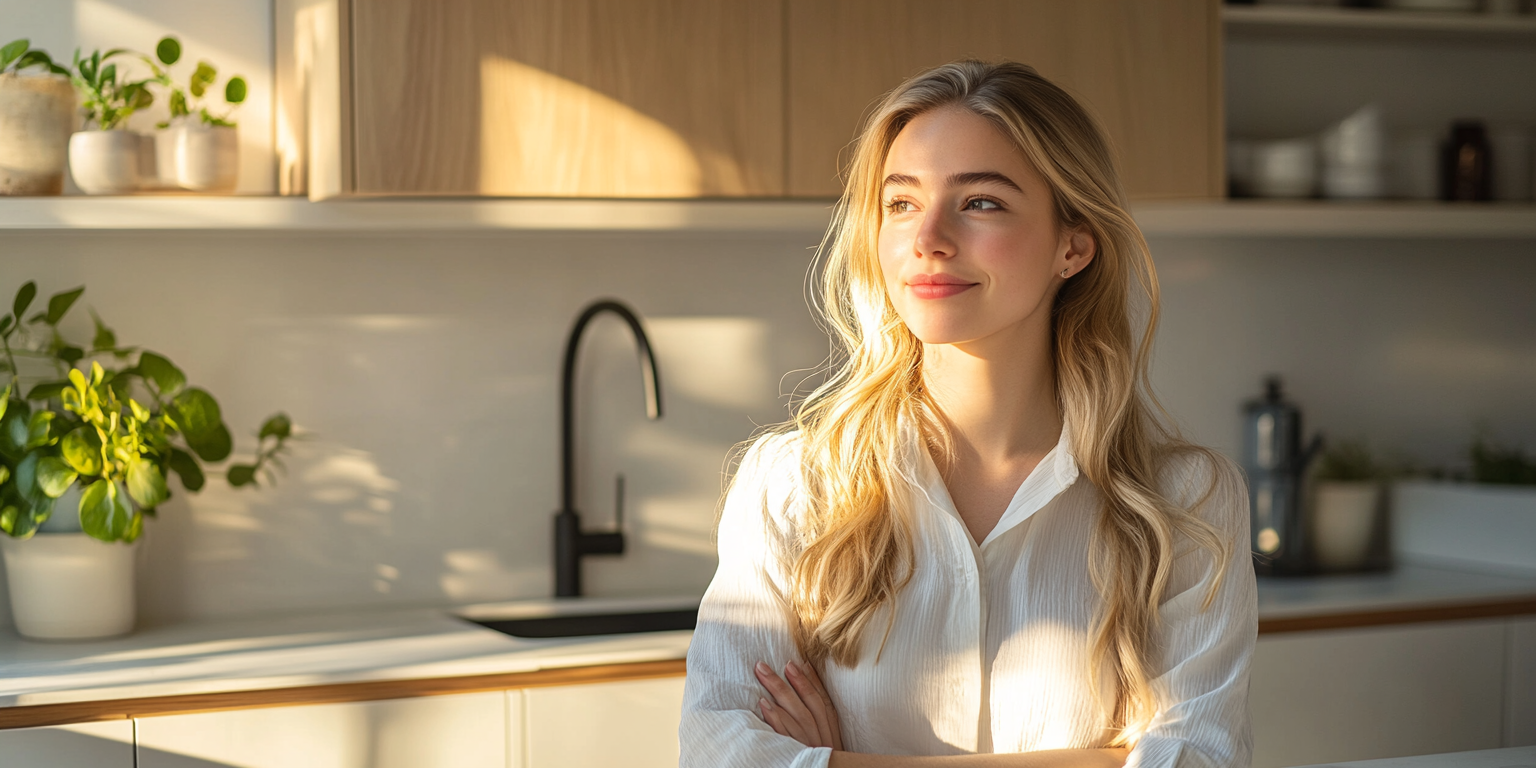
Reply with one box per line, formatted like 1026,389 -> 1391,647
740,60 -> 1232,746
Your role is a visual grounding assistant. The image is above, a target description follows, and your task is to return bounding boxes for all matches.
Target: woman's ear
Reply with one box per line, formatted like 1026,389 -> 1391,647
1058,225 -> 1096,278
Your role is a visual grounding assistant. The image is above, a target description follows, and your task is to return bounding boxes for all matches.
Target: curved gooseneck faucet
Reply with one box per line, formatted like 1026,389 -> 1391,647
554,299 -> 663,598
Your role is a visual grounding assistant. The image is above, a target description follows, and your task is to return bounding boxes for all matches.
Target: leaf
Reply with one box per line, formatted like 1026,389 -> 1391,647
190,61 -> 215,97
155,36 -> 180,66
15,50 -> 53,74
24,409 -> 55,449
100,62 -> 116,87
61,426 -> 104,476
168,89 -> 188,117
0,314 -> 11,335
36,456 -> 78,498
57,346 -> 84,365
126,457 -> 169,508
0,39 -> 28,71
227,464 -> 257,487
79,478 -> 132,542
225,76 -> 247,105
0,381 -> 9,420
0,398 -> 29,459
0,502 -> 38,539
14,451 -> 55,516
44,286 -> 83,325
25,380 -> 68,402
12,281 -> 35,322
138,351 -> 185,396
90,309 -> 117,351
0,465 -> 7,485
258,413 -> 292,441
186,423 -> 232,463
166,447 -> 205,492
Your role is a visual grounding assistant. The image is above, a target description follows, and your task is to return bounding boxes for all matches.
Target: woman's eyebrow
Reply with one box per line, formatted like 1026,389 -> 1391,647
880,171 -> 1023,192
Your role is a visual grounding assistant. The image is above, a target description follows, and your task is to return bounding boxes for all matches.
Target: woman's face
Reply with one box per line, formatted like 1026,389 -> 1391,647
877,106 -> 1094,347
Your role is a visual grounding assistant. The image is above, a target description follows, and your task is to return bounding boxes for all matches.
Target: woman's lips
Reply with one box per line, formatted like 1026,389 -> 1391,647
906,274 -> 977,299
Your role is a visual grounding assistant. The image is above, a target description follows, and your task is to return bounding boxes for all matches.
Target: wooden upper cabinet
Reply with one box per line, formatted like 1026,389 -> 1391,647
344,0 -> 785,197
785,0 -> 1222,200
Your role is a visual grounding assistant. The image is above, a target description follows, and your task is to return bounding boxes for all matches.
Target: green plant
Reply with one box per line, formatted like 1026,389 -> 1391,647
144,36 -> 246,128
70,47 -> 153,129
1470,437 -> 1536,486
0,281 -> 291,542
0,39 -> 68,76
1313,440 -> 1383,483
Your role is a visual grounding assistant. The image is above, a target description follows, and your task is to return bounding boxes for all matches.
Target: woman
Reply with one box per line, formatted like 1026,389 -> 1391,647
680,60 -> 1255,768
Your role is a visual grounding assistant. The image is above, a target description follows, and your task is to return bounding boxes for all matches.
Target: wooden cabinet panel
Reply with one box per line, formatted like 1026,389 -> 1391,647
0,720 -> 134,768
1510,618 -> 1536,748
522,676 -> 686,768
785,0 -> 1221,200
135,692 -> 506,768
1249,620 -> 1506,768
352,0 -> 784,197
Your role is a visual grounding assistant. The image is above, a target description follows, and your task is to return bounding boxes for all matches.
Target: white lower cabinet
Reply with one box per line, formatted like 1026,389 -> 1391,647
135,691 -> 507,768
519,676 -> 686,768
1509,617 -> 1536,748
1250,619 -> 1507,768
0,720 -> 135,767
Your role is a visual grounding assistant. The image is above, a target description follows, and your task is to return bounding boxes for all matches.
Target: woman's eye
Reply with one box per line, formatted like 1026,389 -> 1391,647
884,199 -> 912,214
964,198 -> 1001,211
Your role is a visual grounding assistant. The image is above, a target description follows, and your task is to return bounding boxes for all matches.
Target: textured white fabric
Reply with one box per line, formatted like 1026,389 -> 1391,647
679,426 -> 1256,768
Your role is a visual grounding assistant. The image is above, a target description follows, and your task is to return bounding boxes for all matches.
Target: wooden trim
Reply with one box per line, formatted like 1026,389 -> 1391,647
1258,596 -> 1536,635
0,658 -> 686,731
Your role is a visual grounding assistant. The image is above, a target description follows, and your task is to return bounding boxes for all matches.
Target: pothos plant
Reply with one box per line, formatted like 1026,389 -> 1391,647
142,36 -> 247,129
0,39 -> 69,76
70,47 -> 155,130
0,282 -> 292,543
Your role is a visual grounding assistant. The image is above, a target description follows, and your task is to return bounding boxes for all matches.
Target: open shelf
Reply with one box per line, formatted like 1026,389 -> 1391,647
1223,4 -> 1536,43
0,197 -> 1533,239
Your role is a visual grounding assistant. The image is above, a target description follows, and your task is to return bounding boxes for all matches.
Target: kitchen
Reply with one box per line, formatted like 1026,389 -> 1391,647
0,1 -> 1533,767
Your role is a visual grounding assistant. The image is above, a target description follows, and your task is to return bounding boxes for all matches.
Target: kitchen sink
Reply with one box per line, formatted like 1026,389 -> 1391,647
455,595 -> 699,639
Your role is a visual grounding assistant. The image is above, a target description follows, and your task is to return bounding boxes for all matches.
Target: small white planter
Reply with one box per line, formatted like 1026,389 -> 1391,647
68,130 -> 143,195
157,123 -> 238,192
1310,481 -> 1382,571
1394,481 -> 1536,574
0,73 -> 76,195
1,533 -> 137,640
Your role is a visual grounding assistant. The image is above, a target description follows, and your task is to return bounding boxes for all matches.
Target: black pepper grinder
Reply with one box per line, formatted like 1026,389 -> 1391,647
1442,121 -> 1491,202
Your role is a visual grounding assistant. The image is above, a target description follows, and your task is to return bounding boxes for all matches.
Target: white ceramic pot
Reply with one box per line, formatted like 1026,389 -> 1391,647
159,123 -> 238,192
1251,138 -> 1318,199
0,73 -> 76,195
1,532 -> 137,640
68,130 -> 143,195
1310,481 -> 1381,572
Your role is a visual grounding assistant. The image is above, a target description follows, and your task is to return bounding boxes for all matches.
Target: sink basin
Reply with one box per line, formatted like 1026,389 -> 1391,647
455,595 -> 699,639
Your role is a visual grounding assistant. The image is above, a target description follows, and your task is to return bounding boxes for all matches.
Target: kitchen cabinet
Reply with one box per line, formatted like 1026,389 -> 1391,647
1249,619 -> 1509,768
1510,618 -> 1536,748
0,720 -> 134,768
135,691 -> 508,768
785,0 -> 1223,199
521,676 -> 686,768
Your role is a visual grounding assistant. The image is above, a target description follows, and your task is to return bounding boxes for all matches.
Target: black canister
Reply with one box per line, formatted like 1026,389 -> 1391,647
1442,121 -> 1492,202
1241,377 -> 1322,576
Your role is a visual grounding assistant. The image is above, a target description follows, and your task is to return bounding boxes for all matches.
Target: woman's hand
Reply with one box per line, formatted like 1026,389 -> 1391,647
753,659 -> 844,750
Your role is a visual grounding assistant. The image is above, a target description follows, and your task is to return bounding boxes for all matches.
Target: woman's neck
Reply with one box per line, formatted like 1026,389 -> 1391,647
921,317 -> 1061,465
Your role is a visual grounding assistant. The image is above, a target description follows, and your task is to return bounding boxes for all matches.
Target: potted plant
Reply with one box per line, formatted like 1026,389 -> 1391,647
0,40 -> 74,195
144,36 -> 246,193
0,281 -> 291,640
1308,440 -> 1387,572
67,47 -> 154,194
1393,436 -> 1536,575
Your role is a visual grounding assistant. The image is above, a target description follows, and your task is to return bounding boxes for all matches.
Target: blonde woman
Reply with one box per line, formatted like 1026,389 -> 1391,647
680,60 -> 1256,768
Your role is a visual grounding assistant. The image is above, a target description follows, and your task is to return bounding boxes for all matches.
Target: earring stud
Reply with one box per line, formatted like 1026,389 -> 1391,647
1060,268 -> 1070,278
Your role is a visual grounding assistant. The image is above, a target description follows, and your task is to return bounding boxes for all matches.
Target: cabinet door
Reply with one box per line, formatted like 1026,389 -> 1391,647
135,692 -> 506,768
1510,617 -> 1536,748
351,0 -> 784,197
786,0 -> 1221,200
521,676 -> 685,768
0,720 -> 134,768
1250,620 -> 1506,768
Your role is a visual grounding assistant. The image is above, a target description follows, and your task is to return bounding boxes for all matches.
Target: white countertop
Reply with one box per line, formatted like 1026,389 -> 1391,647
0,563 -> 1533,710
1295,745 -> 1536,768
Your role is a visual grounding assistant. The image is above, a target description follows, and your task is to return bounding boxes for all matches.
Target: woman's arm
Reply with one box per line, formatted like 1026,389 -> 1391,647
830,748 -> 1128,768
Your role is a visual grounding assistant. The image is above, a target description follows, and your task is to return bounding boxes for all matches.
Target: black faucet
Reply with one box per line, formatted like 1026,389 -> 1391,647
554,299 -> 663,598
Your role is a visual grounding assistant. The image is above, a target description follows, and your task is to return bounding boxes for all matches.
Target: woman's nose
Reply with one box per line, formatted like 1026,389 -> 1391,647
913,209 -> 957,260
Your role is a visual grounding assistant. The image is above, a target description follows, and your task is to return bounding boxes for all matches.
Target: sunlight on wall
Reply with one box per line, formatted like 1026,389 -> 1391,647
648,317 -> 775,410
479,55 -> 702,196
1389,335 -> 1536,382
439,548 -> 541,602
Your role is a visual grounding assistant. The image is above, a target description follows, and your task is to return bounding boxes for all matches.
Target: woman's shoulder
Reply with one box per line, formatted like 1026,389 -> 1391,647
1153,443 -> 1249,528
725,429 -> 808,525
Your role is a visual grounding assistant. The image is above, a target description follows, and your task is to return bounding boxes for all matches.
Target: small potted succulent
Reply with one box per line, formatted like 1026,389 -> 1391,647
144,36 -> 246,193
0,281 -> 291,640
67,47 -> 154,194
1308,440 -> 1387,572
0,40 -> 74,195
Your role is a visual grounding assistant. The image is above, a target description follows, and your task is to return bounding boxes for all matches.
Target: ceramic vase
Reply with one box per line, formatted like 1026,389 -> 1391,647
0,73 -> 76,195
1310,481 -> 1381,572
1,532 -> 137,640
68,129 -> 143,195
158,123 -> 238,192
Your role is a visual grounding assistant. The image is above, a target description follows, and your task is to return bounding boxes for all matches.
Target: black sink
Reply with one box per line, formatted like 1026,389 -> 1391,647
466,608 -> 698,638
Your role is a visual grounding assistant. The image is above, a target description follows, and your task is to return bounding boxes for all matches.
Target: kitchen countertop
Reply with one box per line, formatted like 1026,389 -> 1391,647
1296,745 -> 1536,768
0,563 -> 1533,726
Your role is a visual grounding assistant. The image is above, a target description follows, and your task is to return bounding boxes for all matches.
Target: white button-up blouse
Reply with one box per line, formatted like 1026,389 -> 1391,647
679,425 -> 1257,768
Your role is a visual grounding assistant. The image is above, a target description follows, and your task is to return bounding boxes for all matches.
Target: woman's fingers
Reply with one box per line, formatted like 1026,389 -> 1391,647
794,661 -> 844,751
785,662 -> 834,747
754,661 -> 820,746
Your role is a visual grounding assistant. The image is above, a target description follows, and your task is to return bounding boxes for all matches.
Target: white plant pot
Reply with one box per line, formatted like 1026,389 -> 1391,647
0,73 -> 76,195
1310,481 -> 1381,572
1,532 -> 137,640
68,130 -> 143,195
1394,481 -> 1536,574
159,123 -> 238,192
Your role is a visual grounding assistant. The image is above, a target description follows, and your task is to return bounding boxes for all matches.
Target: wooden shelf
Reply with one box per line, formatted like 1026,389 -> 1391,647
1223,4 -> 1536,43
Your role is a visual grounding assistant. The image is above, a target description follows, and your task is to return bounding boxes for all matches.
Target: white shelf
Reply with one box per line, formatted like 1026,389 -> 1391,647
1224,5 -> 1536,43
0,197 -> 1533,239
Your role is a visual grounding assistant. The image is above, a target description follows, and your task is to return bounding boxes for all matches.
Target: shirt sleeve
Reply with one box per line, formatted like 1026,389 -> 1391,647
679,433 -> 833,768
1126,452 -> 1258,768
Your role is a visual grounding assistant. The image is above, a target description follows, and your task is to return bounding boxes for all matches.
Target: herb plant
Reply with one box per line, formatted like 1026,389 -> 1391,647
1470,438 -> 1536,486
70,47 -> 154,130
143,36 -> 247,128
0,39 -> 68,76
0,281 -> 291,543
1313,440 -> 1383,483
